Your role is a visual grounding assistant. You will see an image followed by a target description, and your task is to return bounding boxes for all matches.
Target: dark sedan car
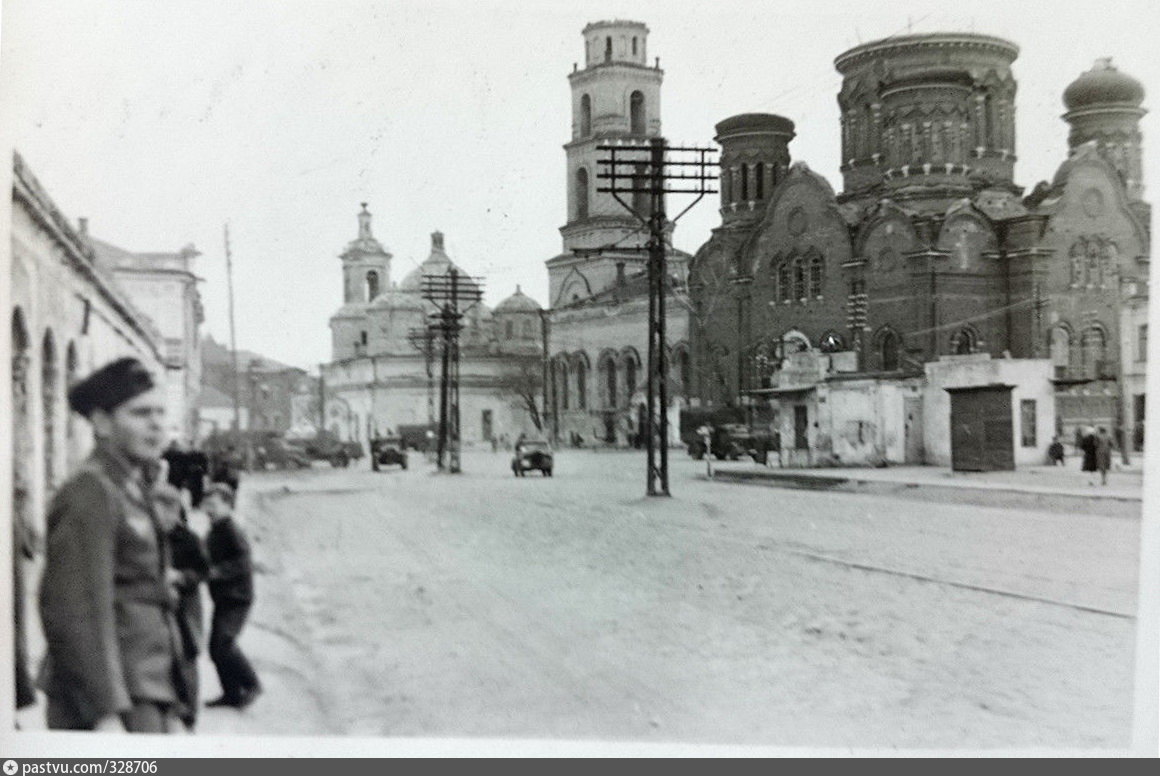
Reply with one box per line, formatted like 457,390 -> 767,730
512,439 -> 553,477
372,436 -> 408,471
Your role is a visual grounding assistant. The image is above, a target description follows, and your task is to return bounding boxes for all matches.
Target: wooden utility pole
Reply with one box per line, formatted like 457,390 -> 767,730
596,137 -> 717,496
224,223 -> 241,433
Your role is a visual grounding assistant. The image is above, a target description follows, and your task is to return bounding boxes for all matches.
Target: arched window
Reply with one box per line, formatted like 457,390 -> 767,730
604,36 -> 612,63
754,163 -> 764,200
721,168 -> 732,204
603,356 -> 617,408
505,320 -> 514,338
952,327 -> 975,355
630,91 -> 645,135
793,258 -> 806,301
624,356 -> 638,401
42,330 -> 57,491
1070,242 -> 1084,286
782,331 -> 810,355
777,260 -> 791,303
632,37 -> 637,56
632,163 -> 650,218
879,329 -> 900,371
983,93 -> 995,148
1082,326 -> 1107,378
739,165 -> 749,201
580,94 -> 592,136
808,252 -> 823,298
575,167 -> 589,220
365,270 -> 380,301
1050,326 -> 1071,378
560,360 -> 570,411
575,360 -> 587,409
1087,239 -> 1102,286
819,332 -> 845,353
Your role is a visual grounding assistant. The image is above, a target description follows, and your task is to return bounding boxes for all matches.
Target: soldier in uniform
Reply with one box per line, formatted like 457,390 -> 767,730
37,357 -> 189,732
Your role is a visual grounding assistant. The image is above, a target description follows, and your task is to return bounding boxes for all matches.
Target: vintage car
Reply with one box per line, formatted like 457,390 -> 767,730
371,436 -> 408,470
512,439 -> 553,477
285,430 -> 363,468
253,435 -> 312,470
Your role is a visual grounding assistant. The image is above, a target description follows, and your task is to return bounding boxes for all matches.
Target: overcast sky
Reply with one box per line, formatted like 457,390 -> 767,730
2,0 -> 1156,372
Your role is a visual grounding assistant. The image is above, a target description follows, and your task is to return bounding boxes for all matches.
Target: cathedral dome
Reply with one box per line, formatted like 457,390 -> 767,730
494,285 -> 542,313
397,230 -> 479,293
370,288 -> 425,312
1064,58 -> 1145,110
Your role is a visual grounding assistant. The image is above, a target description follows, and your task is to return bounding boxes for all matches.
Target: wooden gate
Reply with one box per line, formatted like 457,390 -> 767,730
947,385 -> 1015,472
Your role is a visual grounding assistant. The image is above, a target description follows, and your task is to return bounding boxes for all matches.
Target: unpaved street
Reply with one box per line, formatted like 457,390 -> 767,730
204,449 -> 1139,748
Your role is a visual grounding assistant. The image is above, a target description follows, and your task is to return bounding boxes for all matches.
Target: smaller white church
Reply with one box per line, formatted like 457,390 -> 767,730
322,205 -> 544,447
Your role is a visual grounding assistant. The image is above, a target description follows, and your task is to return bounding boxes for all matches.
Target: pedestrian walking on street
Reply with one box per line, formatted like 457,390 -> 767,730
1080,426 -> 1098,483
1047,436 -> 1065,466
37,357 -> 190,732
155,475 -> 210,730
203,483 -> 262,709
210,445 -> 241,494
1095,426 -> 1114,486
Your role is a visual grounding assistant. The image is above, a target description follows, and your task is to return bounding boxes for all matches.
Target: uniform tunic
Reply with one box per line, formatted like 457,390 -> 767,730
37,445 -> 185,729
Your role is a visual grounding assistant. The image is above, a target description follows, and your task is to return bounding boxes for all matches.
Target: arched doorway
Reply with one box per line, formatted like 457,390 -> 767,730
42,330 -> 58,492
65,341 -> 80,468
11,308 -> 35,709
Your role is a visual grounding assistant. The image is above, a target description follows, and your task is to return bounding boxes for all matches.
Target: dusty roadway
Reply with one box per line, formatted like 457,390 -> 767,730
202,449 -> 1140,748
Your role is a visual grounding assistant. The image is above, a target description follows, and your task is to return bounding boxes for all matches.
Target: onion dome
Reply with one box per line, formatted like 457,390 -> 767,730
494,285 -> 542,313
1064,58 -> 1145,110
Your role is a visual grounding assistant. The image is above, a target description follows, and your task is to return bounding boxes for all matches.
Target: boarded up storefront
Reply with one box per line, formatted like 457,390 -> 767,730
946,385 -> 1015,472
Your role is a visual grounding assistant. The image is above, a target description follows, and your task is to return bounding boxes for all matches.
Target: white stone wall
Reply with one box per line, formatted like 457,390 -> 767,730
321,353 -> 543,446
8,160 -> 164,538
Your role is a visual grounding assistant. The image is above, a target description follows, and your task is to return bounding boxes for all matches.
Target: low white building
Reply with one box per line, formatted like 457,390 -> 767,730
751,351 -> 1056,470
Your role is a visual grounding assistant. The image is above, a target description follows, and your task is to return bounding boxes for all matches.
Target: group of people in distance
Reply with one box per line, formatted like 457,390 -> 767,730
1046,426 -> 1119,485
28,357 -> 261,733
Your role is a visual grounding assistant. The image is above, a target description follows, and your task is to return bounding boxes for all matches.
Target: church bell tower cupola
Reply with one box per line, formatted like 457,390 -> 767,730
564,21 -> 663,239
340,202 -> 392,304
1063,58 -> 1147,201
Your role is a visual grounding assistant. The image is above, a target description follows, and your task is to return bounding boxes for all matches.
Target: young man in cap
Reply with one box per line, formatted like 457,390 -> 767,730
37,357 -> 190,732
201,483 -> 261,709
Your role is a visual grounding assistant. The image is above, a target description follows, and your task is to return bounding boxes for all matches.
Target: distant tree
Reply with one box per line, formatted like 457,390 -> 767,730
495,358 -> 544,431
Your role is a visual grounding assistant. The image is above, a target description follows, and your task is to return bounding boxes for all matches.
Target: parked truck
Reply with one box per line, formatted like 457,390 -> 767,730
678,406 -> 778,463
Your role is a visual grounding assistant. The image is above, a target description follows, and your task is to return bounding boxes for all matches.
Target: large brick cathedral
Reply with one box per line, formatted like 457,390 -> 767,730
689,33 -> 1149,449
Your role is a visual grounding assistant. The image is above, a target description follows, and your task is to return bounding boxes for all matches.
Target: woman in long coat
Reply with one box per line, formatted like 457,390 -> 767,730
1080,427 -> 1098,473
1095,427 -> 1114,485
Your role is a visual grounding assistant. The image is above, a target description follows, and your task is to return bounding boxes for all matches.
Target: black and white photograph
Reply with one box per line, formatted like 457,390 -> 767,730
1,0 -> 1157,757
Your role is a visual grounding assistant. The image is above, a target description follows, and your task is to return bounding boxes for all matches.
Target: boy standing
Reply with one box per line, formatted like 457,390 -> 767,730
202,483 -> 262,709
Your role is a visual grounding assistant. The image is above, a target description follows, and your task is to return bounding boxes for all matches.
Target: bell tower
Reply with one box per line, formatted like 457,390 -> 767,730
549,20 -> 668,306
340,203 -> 392,304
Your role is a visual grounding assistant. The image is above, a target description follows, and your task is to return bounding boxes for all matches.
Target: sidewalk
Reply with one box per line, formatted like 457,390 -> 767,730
708,459 -> 1145,517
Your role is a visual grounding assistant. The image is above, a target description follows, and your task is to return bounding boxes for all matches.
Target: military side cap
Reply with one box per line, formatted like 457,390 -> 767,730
68,357 -> 156,417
